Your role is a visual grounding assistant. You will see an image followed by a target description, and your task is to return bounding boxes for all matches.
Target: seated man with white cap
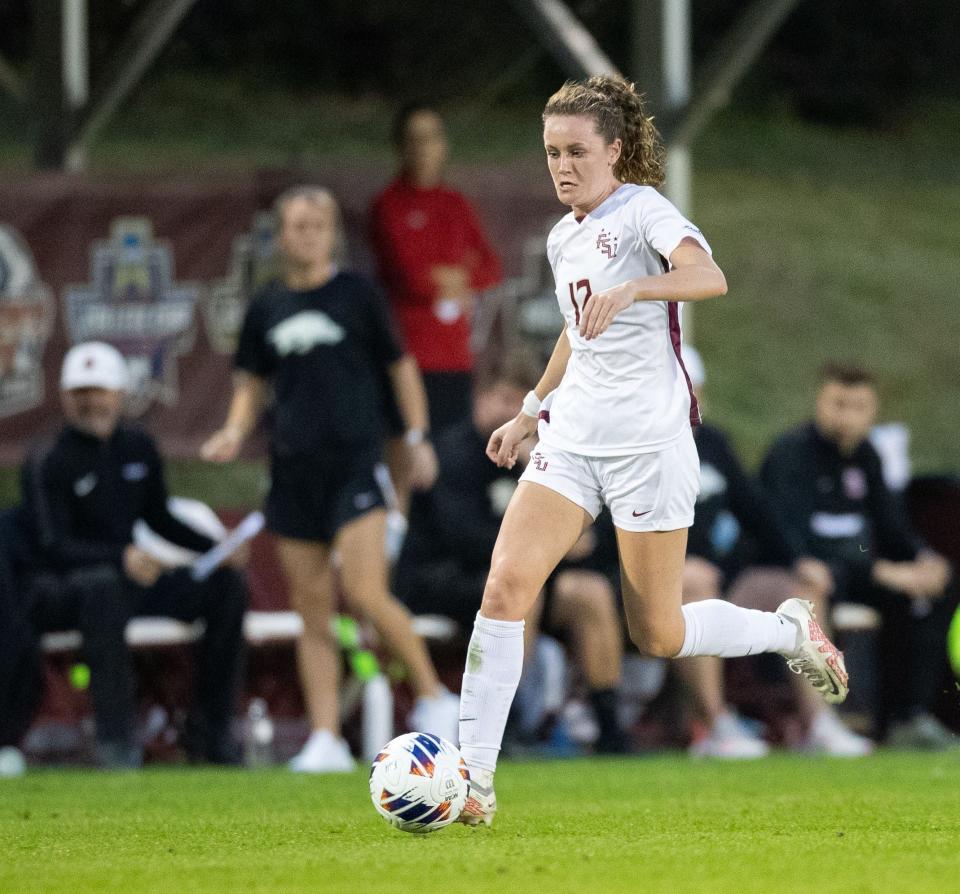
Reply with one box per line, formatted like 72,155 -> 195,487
14,342 -> 248,768
677,345 -> 872,758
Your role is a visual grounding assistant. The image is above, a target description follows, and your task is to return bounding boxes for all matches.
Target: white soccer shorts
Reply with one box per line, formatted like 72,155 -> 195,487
519,427 -> 700,532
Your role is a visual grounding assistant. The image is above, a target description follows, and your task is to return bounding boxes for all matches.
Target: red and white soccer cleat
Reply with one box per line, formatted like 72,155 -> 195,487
457,767 -> 497,827
777,598 -> 849,705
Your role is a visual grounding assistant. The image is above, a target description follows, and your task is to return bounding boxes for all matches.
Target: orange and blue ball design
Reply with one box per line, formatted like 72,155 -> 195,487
369,732 -> 471,833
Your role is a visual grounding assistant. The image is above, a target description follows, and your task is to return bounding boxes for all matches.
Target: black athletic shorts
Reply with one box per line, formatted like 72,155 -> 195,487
266,445 -> 386,543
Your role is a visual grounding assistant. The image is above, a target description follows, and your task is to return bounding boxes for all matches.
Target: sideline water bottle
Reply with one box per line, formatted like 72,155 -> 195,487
244,697 -> 275,768
362,674 -> 394,763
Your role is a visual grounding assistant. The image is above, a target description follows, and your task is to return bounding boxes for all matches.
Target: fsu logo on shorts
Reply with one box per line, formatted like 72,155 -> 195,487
0,225 -> 55,418
206,211 -> 279,354
63,217 -> 200,416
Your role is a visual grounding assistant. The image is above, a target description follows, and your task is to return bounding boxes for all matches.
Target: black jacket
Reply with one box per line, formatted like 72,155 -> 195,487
21,424 -> 214,573
760,422 -> 922,593
398,420 -> 519,575
688,424 -> 797,575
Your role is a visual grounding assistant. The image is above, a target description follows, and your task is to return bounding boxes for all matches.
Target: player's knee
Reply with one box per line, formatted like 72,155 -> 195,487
627,618 -> 684,658
342,586 -> 390,619
289,582 -> 332,632
635,635 -> 682,659
480,562 -> 530,621
682,557 -> 722,604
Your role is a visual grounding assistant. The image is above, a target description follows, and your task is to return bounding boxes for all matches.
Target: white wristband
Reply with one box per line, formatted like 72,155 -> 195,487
521,390 -> 541,418
404,428 -> 426,447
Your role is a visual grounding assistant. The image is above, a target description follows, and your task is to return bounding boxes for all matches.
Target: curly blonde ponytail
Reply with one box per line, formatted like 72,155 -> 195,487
542,75 -> 665,187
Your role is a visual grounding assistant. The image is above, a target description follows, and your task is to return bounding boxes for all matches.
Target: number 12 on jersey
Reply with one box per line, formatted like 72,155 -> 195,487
567,279 -> 592,325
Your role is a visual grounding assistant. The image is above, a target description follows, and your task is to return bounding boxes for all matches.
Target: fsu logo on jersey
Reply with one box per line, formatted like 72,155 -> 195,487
0,225 -> 55,418
595,229 -> 619,259
63,217 -> 201,416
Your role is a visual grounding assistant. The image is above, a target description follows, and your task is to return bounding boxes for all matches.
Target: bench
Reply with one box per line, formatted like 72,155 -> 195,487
39,611 -> 457,654
27,500 -> 462,764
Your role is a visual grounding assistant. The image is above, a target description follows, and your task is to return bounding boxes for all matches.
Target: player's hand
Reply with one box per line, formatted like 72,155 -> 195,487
431,264 -> 470,298
123,544 -> 166,587
409,441 -> 439,491
200,427 -> 244,463
486,414 -> 538,469
515,438 -> 534,468
579,282 -> 634,340
432,266 -> 475,323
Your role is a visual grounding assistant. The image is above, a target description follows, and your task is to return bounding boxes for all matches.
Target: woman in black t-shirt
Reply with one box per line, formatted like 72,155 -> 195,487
202,186 -> 458,772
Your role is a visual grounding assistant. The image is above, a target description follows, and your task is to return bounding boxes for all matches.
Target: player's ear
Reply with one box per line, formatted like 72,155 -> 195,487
607,138 -> 622,168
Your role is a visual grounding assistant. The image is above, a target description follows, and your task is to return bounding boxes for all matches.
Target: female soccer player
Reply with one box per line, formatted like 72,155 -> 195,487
457,77 -> 849,825
202,186 -> 458,773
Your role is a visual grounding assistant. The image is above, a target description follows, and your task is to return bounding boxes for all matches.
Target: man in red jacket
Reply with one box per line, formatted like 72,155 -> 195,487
370,102 -> 502,433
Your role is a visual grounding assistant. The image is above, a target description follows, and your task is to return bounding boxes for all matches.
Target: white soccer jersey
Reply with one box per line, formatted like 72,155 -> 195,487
541,183 -> 709,457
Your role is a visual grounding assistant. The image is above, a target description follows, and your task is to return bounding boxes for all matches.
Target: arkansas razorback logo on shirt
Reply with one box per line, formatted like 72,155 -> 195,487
267,311 -> 345,356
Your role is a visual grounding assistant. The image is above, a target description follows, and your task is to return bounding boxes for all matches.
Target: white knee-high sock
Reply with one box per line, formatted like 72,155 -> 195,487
676,600 -> 798,658
459,613 -> 524,773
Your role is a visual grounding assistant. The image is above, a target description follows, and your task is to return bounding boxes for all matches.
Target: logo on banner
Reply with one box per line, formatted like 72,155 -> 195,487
63,218 -> 200,416
0,225 -> 55,418
206,212 -> 279,354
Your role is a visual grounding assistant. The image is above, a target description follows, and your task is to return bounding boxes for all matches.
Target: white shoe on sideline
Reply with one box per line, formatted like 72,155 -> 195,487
689,711 -> 769,759
408,686 -> 460,745
804,710 -> 873,757
886,712 -> 960,751
0,746 -> 26,778
458,766 -> 497,827
288,729 -> 356,774
777,598 -> 849,704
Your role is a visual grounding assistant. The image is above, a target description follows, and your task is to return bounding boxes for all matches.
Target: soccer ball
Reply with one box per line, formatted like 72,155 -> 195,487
369,732 -> 470,833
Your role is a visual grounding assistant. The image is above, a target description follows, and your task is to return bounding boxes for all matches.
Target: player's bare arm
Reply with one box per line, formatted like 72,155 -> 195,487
487,329 -> 571,468
579,238 -> 727,340
200,371 -> 269,462
388,354 -> 439,489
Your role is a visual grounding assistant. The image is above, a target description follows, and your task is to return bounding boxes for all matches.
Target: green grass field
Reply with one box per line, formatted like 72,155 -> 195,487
2,753 -> 958,893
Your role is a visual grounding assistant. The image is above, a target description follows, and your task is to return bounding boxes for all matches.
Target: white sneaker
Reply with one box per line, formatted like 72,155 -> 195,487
887,713 -> 960,751
288,729 -> 356,774
777,598 -> 849,704
804,710 -> 873,757
407,686 -> 460,745
458,766 -> 497,827
0,746 -> 26,778
689,711 -> 769,759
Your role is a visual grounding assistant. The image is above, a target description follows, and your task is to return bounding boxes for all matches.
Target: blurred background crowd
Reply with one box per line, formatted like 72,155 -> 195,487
0,1 -> 958,775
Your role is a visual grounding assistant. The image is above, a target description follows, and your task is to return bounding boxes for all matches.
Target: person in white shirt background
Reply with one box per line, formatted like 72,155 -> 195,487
456,75 -> 851,826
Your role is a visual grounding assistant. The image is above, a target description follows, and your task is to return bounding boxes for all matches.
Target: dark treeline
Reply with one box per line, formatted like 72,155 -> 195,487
2,0 -> 958,126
